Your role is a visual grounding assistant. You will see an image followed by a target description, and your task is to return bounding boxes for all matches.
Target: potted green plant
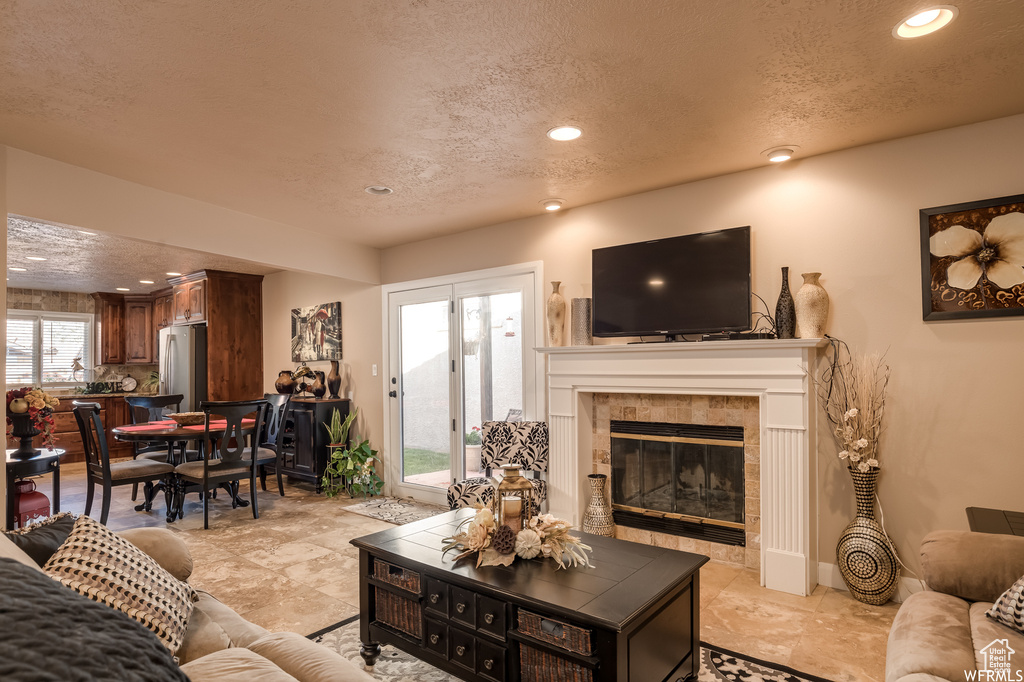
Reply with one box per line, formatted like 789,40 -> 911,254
465,426 -> 482,474
321,408 -> 384,499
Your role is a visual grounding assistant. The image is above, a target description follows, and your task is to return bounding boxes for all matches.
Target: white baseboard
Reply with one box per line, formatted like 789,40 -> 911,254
817,562 -> 926,604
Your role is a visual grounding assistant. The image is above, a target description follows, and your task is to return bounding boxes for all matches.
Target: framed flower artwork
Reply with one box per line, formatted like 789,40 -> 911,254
920,193 -> 1024,320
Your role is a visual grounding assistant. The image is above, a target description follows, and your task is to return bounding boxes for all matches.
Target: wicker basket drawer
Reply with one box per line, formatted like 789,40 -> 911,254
520,642 -> 593,682
517,611 -> 592,656
373,558 -> 422,593
375,587 -> 422,638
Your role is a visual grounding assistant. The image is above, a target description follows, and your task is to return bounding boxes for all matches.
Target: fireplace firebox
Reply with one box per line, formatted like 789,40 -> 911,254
610,420 -> 745,546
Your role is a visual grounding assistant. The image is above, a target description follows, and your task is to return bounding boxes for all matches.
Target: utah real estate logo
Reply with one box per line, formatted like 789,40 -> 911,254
968,639 -> 1021,681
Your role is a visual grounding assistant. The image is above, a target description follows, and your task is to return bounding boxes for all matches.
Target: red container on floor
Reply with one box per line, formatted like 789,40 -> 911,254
13,479 -> 50,529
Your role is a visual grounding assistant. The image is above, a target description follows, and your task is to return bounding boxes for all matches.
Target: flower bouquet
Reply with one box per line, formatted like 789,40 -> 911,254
443,506 -> 593,570
6,387 -> 61,451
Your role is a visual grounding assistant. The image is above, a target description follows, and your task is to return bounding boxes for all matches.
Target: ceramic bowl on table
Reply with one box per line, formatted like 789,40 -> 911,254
167,412 -> 205,426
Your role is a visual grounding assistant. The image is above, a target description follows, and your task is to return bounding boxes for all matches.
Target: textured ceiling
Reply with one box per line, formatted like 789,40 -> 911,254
2,1 -> 1024,249
6,217 -> 280,294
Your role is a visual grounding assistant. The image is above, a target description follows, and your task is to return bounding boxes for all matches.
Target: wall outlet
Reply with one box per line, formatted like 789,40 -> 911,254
372,364 -> 378,376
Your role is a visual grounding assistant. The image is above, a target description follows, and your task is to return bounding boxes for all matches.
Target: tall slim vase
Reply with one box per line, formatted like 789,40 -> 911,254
327,360 -> 342,399
775,267 -> 796,339
582,474 -> 615,537
795,272 -> 829,339
836,468 -> 900,605
546,281 -> 566,347
571,297 -> 592,346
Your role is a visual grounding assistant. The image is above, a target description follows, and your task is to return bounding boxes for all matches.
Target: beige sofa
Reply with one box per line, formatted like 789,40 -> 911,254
887,530 -> 1024,682
1,526 -> 372,681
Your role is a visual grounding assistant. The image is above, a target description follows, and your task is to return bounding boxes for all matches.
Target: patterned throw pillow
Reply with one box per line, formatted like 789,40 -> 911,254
3,512 -> 76,566
42,515 -> 197,653
987,574 -> 1024,633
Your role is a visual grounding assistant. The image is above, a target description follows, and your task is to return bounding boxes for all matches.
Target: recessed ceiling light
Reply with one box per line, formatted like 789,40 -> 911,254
364,185 -> 393,195
166,272 -> 182,277
78,230 -> 97,236
893,6 -> 958,39
766,147 -> 795,163
140,280 -> 155,284
541,199 -> 565,211
116,287 -> 130,291
9,267 -> 27,272
25,256 -> 47,261
547,126 -> 582,141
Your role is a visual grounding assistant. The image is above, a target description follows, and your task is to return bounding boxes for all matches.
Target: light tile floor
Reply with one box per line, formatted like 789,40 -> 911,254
53,462 -> 897,681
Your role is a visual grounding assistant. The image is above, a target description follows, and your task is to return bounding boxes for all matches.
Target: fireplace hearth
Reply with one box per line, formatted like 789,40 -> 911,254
611,420 -> 746,546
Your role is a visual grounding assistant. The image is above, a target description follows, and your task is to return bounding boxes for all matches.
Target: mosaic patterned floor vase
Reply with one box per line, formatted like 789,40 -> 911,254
837,468 -> 901,605
310,617 -> 833,682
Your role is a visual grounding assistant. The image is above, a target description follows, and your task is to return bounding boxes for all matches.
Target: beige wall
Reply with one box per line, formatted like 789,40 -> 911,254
382,113 -> 1024,573
262,270 -> 384,447
4,147 -> 381,285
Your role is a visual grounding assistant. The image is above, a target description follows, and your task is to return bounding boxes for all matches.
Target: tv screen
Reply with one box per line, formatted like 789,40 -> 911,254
592,226 -> 751,337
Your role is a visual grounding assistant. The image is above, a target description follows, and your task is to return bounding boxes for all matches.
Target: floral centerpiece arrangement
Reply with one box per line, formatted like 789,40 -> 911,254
812,338 -> 890,472
443,506 -> 593,570
6,387 -> 61,449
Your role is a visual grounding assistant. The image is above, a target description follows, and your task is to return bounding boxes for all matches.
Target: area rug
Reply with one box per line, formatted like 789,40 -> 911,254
309,617 -> 833,682
343,496 -> 449,525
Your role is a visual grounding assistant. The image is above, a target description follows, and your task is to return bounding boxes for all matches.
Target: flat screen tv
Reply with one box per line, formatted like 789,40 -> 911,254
592,225 -> 751,338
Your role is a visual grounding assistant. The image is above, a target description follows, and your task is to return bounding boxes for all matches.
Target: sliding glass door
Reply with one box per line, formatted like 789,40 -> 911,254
387,272 -> 537,504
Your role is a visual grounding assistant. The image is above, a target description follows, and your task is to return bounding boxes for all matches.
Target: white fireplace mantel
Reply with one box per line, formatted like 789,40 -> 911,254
538,339 -> 827,596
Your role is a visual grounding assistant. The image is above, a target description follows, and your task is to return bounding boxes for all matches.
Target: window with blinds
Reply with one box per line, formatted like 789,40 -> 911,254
6,312 -> 93,388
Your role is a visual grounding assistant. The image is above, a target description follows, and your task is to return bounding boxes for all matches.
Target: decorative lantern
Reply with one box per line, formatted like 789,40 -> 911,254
496,465 -> 533,533
13,479 -> 50,529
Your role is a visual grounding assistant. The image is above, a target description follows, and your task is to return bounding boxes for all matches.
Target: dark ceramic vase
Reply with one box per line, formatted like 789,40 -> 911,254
9,412 -> 41,459
311,371 -> 327,399
836,468 -> 900,605
274,370 -> 295,395
775,266 -> 796,339
327,360 -> 342,399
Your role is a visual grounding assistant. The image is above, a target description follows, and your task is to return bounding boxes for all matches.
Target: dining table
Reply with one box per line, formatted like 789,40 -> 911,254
111,418 -> 257,522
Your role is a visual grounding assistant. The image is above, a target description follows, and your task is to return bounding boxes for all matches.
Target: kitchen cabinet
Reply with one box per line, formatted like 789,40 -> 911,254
173,277 -> 206,324
153,290 -> 173,330
92,293 -> 126,364
124,295 -> 154,364
167,269 -> 264,401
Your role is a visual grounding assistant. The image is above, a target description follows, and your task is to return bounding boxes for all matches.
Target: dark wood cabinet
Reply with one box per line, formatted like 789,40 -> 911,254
92,293 -> 126,364
172,276 -> 207,325
124,295 -> 154,364
282,398 -> 350,491
153,290 -> 173,330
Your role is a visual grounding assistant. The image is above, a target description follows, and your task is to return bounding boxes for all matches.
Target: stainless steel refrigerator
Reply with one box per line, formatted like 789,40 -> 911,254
158,325 -> 208,412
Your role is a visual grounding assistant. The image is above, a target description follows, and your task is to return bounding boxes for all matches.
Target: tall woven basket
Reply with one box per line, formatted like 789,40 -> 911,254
836,468 -> 900,605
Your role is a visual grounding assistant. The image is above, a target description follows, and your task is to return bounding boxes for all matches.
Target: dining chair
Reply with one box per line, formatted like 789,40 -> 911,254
72,401 -> 175,525
446,421 -> 549,513
256,393 -> 291,496
124,394 -> 185,501
173,399 -> 269,530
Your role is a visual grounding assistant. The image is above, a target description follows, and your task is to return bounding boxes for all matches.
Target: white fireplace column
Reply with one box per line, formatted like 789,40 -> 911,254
539,340 -> 826,596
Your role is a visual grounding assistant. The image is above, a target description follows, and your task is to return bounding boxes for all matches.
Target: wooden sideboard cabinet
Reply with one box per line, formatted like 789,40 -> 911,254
282,397 -> 350,492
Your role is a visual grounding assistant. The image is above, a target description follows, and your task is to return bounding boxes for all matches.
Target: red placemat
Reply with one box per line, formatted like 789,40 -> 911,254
183,418 -> 256,431
116,423 -> 177,432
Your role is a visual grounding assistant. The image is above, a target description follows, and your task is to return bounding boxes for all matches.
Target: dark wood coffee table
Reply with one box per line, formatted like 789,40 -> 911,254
351,509 -> 708,682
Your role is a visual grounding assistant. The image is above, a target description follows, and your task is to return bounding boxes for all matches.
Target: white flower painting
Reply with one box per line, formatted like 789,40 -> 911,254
922,196 -> 1024,320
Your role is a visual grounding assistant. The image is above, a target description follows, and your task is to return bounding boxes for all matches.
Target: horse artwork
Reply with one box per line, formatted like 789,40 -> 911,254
291,301 -> 342,362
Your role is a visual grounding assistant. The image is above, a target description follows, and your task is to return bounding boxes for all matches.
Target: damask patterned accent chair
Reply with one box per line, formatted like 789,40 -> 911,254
446,421 -> 548,512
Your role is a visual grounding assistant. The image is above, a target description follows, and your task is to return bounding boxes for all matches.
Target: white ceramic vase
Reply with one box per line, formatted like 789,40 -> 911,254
546,281 -> 566,346
795,272 -> 829,339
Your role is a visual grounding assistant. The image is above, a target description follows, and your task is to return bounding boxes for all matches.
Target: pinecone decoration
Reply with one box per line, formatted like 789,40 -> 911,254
492,524 -> 517,555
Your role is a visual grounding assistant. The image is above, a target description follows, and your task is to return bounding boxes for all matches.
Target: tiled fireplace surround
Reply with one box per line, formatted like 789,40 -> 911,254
591,392 -> 760,569
540,340 -> 825,596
